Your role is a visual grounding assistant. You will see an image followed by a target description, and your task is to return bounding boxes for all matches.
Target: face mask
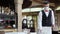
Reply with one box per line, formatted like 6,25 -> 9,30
44,4 -> 49,10
44,7 -> 49,10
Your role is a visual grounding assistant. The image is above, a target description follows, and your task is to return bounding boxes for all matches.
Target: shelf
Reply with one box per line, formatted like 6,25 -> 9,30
0,14 -> 15,17
0,14 -> 15,21
0,29 -> 17,32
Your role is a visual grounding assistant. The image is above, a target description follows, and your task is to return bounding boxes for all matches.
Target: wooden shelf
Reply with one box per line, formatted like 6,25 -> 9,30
0,29 -> 17,32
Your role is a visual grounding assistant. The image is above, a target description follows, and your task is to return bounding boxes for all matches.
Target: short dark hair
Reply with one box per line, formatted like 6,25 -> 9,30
42,1 -> 49,4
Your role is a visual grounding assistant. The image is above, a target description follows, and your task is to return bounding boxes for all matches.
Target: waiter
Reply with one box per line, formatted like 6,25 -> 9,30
38,1 -> 55,34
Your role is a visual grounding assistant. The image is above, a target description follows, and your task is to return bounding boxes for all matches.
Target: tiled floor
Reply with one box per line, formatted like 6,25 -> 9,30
52,31 -> 58,34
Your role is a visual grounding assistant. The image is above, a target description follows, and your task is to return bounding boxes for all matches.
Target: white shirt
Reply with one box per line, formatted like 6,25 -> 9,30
38,9 -> 55,30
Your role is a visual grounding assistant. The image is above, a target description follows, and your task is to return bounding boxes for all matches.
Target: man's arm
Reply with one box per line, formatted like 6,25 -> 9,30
38,11 -> 42,30
51,11 -> 55,27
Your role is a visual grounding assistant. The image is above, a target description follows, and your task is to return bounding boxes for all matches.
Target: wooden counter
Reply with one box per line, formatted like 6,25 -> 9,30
0,29 -> 17,32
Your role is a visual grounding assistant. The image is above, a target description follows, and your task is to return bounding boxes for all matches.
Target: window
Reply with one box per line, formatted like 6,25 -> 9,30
0,0 -> 17,29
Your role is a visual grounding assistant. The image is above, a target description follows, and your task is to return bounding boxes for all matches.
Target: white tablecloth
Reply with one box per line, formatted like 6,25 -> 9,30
5,32 -> 27,34
30,32 -> 37,34
37,27 -> 52,34
5,32 -> 37,34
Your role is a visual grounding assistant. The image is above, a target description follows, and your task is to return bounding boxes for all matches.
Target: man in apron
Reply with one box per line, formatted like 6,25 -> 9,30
38,1 -> 55,34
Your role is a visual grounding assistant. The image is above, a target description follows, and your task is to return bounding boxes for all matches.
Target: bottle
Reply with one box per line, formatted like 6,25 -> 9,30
13,24 -> 16,28
11,10 -> 14,15
2,7 -> 4,14
0,6 -> 1,14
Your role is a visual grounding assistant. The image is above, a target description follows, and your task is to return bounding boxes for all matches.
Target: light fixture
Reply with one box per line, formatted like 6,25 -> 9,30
55,6 -> 60,10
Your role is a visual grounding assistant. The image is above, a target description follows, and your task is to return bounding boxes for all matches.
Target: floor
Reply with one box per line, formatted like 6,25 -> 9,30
52,31 -> 58,34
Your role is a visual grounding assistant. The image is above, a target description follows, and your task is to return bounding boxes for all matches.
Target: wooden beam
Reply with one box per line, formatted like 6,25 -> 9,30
15,0 -> 23,32
49,3 -> 55,7
32,0 -> 42,3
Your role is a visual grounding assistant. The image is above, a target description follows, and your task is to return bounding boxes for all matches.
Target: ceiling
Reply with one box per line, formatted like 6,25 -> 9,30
33,0 -> 60,3
22,0 -> 60,9
33,0 -> 60,6
0,0 -> 60,10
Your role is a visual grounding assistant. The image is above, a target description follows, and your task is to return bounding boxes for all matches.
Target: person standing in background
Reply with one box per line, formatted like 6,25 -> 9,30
38,1 -> 55,34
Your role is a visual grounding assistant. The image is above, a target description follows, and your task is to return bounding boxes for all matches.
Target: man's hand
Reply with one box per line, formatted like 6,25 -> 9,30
52,24 -> 55,30
52,24 -> 55,27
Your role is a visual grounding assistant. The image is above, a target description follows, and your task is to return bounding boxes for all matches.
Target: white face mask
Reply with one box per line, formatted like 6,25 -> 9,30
44,7 -> 49,10
44,4 -> 49,10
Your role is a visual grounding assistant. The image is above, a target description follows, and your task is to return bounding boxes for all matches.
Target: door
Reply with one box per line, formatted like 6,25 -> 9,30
22,15 -> 37,32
